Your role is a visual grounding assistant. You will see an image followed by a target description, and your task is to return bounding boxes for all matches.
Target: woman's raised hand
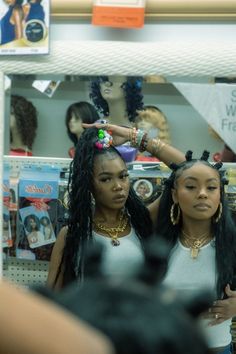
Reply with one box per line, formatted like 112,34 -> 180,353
82,122 -> 131,146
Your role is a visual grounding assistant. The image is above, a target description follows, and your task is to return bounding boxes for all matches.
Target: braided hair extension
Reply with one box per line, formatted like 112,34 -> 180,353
60,128 -> 153,287
156,150 -> 236,298
89,76 -> 144,122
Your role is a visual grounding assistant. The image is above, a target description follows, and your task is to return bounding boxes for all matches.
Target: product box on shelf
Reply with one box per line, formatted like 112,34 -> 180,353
2,163 -> 12,248
225,166 -> 236,217
17,164 -> 60,261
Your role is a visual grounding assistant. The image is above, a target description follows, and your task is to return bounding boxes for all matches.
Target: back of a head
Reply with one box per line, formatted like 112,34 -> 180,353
36,239 -> 211,354
53,284 -> 210,354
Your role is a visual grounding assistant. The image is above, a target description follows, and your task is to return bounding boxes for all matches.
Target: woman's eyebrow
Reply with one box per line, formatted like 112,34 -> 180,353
98,169 -> 127,177
183,176 -> 218,182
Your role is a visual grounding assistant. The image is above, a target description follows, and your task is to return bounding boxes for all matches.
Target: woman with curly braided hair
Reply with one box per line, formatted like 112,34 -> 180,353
10,94 -> 38,156
47,123 -> 184,290
154,151 -> 236,353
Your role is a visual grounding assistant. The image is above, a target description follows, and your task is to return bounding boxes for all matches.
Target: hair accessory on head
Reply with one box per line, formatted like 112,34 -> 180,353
200,150 -> 210,161
222,177 -> 229,186
95,129 -> 113,150
169,162 -> 179,171
213,162 -> 223,170
185,150 -> 193,161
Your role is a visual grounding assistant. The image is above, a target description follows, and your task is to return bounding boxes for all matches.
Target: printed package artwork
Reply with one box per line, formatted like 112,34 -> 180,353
0,0 -> 49,55
17,164 -> 60,260
19,205 -> 56,249
3,163 -> 12,248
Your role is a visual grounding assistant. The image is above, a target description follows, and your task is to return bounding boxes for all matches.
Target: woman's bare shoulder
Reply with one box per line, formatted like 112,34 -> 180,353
57,226 -> 68,243
46,226 -> 68,289
50,226 -> 68,259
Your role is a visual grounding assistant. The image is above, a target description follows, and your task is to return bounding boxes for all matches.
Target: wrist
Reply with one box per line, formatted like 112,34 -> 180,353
129,128 -> 148,151
147,138 -> 166,157
128,128 -> 167,156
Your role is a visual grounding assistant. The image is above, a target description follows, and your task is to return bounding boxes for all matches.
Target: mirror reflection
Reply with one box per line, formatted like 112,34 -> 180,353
3,74 -> 236,291
5,74 -> 225,159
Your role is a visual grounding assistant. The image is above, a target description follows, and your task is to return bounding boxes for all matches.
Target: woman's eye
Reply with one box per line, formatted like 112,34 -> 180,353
120,173 -> 129,179
185,185 -> 195,189
100,178 -> 111,183
208,186 -> 218,190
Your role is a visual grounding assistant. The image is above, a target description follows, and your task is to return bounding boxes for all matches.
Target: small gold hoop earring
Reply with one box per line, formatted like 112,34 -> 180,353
170,203 -> 180,225
214,202 -> 222,223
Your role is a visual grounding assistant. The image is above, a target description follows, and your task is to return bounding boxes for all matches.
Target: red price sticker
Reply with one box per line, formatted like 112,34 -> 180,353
92,0 -> 146,29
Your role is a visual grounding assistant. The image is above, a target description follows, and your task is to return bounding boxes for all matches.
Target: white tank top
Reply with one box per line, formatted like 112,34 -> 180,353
163,239 -> 232,348
93,227 -> 144,277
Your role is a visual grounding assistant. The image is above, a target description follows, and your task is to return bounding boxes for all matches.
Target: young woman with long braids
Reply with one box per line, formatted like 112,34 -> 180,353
154,151 -> 236,354
47,123 -> 184,289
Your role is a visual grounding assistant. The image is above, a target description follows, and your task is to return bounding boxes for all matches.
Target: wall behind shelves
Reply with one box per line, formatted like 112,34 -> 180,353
4,19 -> 236,157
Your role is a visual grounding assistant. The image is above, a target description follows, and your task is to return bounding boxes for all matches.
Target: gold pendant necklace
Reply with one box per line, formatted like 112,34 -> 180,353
93,213 -> 129,246
180,230 -> 212,259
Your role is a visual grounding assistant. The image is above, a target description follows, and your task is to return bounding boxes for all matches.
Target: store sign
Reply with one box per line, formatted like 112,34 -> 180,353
0,0 -> 50,55
174,83 -> 236,153
92,0 -> 146,28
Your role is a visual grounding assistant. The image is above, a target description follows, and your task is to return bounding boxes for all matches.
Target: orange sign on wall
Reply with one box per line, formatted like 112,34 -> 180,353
92,0 -> 146,29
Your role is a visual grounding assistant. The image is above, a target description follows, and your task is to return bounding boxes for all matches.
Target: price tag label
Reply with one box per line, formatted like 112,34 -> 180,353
92,0 -> 146,29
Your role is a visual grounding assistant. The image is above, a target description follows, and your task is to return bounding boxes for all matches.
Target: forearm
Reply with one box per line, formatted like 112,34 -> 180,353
82,123 -> 186,166
145,138 -> 185,166
128,127 -> 185,166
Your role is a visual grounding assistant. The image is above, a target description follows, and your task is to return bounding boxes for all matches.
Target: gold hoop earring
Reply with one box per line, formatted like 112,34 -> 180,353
214,202 -> 222,223
170,203 -> 180,225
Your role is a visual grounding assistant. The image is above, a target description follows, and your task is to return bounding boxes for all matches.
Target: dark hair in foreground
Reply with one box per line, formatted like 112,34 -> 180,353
65,101 -> 100,146
90,76 -> 144,122
156,150 -> 236,298
57,128 -> 153,287
35,239 -> 212,354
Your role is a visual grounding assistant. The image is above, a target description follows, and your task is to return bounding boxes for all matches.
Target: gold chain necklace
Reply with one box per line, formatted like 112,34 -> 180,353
93,213 -> 129,246
180,230 -> 212,259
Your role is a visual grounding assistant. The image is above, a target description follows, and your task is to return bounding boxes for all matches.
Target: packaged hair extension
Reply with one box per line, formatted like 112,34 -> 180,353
2,163 -> 12,248
225,167 -> 236,218
17,164 -> 60,260
55,168 -> 70,236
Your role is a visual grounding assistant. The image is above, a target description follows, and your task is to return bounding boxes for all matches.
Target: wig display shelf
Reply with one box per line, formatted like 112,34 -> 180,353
3,257 -> 49,288
4,155 -> 72,175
